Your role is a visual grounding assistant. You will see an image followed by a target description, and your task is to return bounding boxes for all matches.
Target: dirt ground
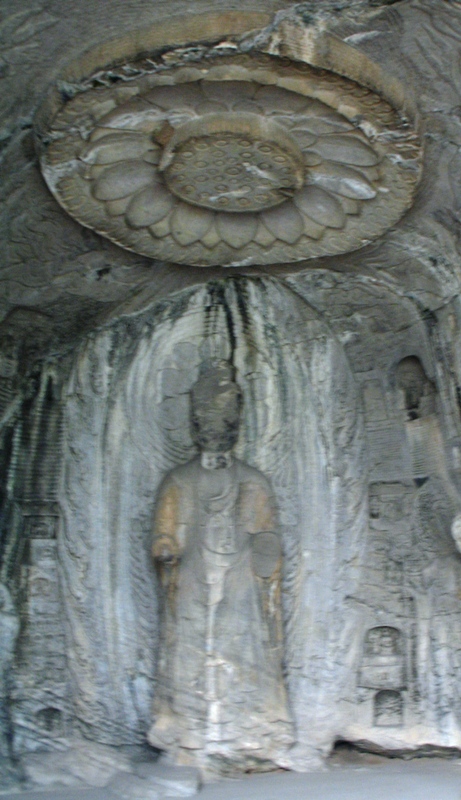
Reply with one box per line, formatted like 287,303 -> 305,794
1,753 -> 461,800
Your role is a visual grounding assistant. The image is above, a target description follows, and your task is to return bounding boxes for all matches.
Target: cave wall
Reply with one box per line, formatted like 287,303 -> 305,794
2,0 -> 461,787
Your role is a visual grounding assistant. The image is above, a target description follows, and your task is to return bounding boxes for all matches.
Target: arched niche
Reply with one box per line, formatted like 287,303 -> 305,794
58,277 -> 367,760
394,356 -> 436,421
364,626 -> 403,658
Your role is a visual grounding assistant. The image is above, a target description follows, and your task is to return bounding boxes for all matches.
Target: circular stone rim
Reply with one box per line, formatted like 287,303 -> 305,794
37,32 -> 423,270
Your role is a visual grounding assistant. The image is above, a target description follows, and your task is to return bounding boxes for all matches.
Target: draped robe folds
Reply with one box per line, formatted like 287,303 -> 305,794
148,456 -> 293,767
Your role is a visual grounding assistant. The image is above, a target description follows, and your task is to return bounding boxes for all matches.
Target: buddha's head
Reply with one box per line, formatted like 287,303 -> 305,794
190,361 -> 241,453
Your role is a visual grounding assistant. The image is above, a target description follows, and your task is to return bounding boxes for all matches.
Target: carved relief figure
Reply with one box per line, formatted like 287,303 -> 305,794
0,585 -> 19,763
395,356 -> 436,421
374,690 -> 403,728
365,626 -> 401,658
148,362 -> 293,770
358,626 -> 405,691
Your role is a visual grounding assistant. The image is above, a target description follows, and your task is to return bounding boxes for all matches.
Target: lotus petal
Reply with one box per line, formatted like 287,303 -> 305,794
126,184 -> 174,228
170,203 -> 213,245
302,215 -> 325,240
359,165 -> 380,182
313,135 -> 379,167
294,187 -> 346,229
94,162 -> 157,200
254,221 -> 276,246
264,114 -> 296,128
291,129 -> 317,149
150,216 -> 171,238
81,133 -> 154,165
339,197 -> 360,215
298,118 -> 355,136
304,151 -> 323,167
217,212 -> 257,248
143,150 -> 161,165
201,223 -> 220,248
254,85 -> 308,113
204,65 -> 252,82
196,101 -> 227,114
166,110 -> 196,127
59,96 -> 116,128
173,67 -> 204,83
90,126 -> 123,143
272,112 -> 339,131
144,83 -> 202,109
232,100 -> 264,114
308,162 -> 376,199
87,164 -> 108,181
98,99 -> 163,131
260,202 -> 304,244
302,100 -> 354,130
202,80 -> 255,105
106,197 -> 132,216
114,85 -> 140,104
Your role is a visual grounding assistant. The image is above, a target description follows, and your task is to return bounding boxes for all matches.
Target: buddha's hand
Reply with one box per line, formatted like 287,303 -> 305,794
152,535 -> 179,563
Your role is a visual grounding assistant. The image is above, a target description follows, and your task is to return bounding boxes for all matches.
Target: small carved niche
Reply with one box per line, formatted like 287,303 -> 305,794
35,706 -> 63,734
366,626 -> 401,655
374,690 -> 403,728
358,626 -> 405,690
368,482 -> 414,525
395,356 -> 435,421
25,516 -> 57,540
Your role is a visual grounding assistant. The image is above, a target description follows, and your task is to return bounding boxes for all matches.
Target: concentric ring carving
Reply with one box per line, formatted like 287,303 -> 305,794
41,53 -> 422,267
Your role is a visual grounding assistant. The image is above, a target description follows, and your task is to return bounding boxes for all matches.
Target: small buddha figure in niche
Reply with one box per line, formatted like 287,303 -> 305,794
148,361 -> 293,771
395,356 -> 436,421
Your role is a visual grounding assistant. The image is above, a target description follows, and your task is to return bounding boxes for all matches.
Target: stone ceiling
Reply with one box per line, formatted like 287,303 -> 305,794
1,0 -> 461,364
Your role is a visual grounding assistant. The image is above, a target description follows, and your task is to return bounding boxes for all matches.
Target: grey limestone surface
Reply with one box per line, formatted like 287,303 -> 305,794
3,0 -> 461,790
2,758 -> 461,800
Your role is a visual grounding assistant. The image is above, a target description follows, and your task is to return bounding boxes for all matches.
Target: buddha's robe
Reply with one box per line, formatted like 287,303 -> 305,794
148,456 -> 293,767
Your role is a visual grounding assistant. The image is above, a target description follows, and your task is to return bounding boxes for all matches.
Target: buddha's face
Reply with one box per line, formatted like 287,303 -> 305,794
189,362 -> 242,453
191,388 -> 240,453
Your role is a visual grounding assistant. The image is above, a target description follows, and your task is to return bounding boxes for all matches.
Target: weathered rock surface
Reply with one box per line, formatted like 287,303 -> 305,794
2,0 -> 461,791
22,741 -> 132,788
109,762 -> 199,799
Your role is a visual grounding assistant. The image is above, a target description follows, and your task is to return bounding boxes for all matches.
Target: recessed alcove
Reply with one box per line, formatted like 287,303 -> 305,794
2,0 -> 461,795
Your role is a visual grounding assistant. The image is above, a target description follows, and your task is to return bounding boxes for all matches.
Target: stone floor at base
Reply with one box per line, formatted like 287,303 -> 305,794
1,755 -> 461,800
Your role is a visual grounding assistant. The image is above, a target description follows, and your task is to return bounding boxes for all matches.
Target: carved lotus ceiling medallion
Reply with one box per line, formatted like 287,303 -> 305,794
41,53 -> 423,267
